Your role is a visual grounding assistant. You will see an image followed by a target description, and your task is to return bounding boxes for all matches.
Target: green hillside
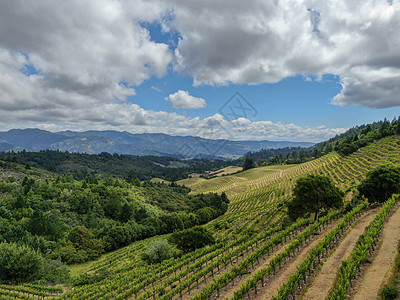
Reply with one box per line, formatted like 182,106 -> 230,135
0,161 -> 228,287
0,135 -> 393,299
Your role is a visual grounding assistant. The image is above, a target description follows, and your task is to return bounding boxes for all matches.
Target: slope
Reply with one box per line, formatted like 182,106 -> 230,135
1,135 -> 399,300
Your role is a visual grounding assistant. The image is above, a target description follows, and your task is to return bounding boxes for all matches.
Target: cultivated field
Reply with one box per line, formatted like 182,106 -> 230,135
2,135 -> 400,299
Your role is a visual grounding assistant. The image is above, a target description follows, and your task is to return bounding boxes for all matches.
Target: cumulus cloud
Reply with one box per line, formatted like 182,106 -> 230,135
331,66 -> 400,108
229,118 -> 347,142
0,0 -> 172,111
166,90 -> 207,109
0,103 -> 345,142
0,0 -> 391,140
164,0 -> 400,108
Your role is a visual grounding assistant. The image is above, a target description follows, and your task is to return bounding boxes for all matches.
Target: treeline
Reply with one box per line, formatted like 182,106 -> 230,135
0,150 -> 231,182
237,147 -> 305,166
0,161 -> 228,282
244,117 -> 400,165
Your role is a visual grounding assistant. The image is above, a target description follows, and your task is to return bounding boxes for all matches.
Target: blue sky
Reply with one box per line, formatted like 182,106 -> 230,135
0,1 -> 399,142
137,22 -> 399,129
135,69 -> 399,129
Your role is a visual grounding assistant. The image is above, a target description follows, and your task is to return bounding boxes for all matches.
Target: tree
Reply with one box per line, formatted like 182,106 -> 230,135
141,240 -> 173,264
0,242 -> 45,282
243,158 -> 255,171
288,175 -> 344,221
168,226 -> 215,253
119,203 -> 133,223
126,170 -> 140,186
358,165 -> 400,203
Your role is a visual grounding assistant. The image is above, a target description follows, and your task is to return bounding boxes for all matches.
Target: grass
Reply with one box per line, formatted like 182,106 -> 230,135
68,261 -> 94,278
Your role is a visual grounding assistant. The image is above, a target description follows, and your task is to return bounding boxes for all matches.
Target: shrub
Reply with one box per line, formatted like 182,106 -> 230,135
380,284 -> 398,300
43,260 -> 70,284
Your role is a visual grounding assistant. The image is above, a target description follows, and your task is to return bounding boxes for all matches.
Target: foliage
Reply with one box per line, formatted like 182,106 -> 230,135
169,226 -> 215,253
288,175 -> 344,221
379,237 -> 400,300
243,158 -> 256,171
237,147 -> 304,166
328,195 -> 398,299
141,240 -> 174,264
358,165 -> 400,203
0,150 -> 232,181
273,203 -> 366,300
244,116 -> 400,166
55,133 -> 400,300
42,259 -> 71,284
0,162 -> 228,266
380,284 -> 398,300
0,242 -> 45,282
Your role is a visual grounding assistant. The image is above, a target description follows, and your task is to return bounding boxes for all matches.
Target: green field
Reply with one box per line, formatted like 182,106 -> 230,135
1,135 -> 400,299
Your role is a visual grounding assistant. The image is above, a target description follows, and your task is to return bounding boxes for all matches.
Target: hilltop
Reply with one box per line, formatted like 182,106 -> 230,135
0,129 -> 313,158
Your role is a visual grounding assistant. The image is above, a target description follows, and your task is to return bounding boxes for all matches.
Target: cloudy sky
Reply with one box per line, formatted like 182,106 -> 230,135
0,0 -> 399,142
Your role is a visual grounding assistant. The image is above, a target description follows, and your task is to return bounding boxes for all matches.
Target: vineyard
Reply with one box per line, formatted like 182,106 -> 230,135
1,135 -> 400,299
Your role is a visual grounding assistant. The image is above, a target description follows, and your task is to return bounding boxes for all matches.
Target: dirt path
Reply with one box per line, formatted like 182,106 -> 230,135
252,220 -> 342,300
302,208 -> 379,300
350,205 -> 400,300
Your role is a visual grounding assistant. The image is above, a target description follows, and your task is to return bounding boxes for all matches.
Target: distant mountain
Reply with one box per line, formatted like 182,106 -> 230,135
0,128 -> 313,158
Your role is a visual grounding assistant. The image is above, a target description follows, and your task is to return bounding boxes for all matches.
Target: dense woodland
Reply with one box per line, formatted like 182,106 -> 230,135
0,161 -> 228,282
0,146 -> 304,183
0,151 -> 231,182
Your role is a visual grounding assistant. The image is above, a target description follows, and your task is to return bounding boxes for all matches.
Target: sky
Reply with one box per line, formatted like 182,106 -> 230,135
0,0 -> 399,142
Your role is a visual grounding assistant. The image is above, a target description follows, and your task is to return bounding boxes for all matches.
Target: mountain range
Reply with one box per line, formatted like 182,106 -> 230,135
0,128 -> 314,158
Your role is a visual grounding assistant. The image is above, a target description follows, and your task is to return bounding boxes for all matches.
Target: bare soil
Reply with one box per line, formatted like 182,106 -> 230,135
302,208 -> 379,300
350,205 -> 400,300
251,219 -> 342,300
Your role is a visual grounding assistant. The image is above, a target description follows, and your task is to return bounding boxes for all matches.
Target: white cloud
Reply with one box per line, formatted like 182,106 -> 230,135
0,0 -> 393,140
0,105 -> 346,143
0,0 -> 172,109
165,90 -> 207,109
331,66 -> 400,108
164,0 -> 400,108
151,86 -> 162,92
229,119 -> 347,142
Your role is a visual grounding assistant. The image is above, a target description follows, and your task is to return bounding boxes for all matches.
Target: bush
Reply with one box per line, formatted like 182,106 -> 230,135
43,260 -> 70,284
141,239 -> 173,264
0,242 -> 45,282
380,284 -> 398,300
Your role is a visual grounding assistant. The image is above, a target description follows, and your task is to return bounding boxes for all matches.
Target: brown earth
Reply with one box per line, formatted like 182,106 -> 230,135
302,208 -> 379,300
251,220 -> 342,300
350,205 -> 400,300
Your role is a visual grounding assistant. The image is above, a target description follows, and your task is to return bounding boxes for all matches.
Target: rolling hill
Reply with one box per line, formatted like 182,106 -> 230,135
0,128 -> 313,158
0,124 -> 399,300
0,134 -> 395,299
